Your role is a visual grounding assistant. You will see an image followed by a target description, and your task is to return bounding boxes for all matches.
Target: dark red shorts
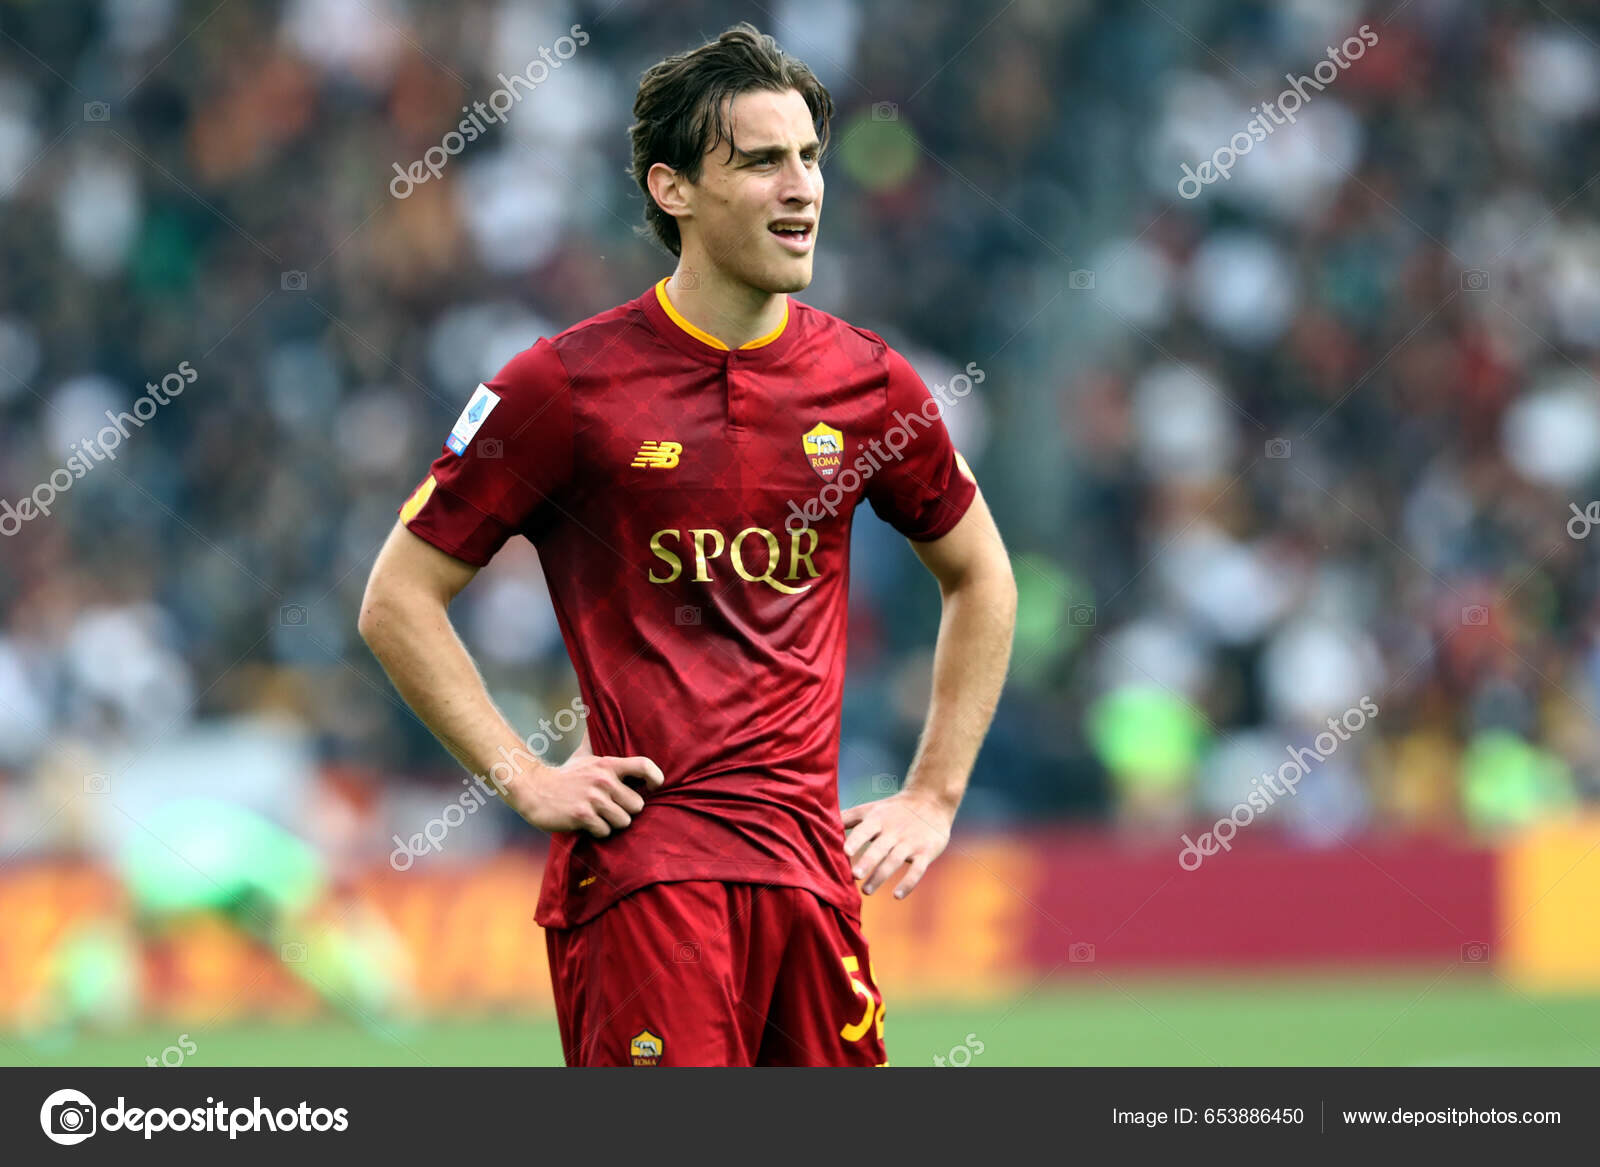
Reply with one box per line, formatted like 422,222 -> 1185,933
544,880 -> 887,1067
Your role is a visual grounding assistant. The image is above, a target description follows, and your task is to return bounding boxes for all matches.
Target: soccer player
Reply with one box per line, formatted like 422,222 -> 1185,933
359,23 -> 1016,1066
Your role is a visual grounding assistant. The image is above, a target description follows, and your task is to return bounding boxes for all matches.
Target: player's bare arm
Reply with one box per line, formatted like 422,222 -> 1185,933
358,522 -> 662,837
843,487 -> 1017,898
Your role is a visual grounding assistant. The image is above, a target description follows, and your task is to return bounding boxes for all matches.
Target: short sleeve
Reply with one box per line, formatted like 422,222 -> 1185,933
865,345 -> 978,541
398,339 -> 574,565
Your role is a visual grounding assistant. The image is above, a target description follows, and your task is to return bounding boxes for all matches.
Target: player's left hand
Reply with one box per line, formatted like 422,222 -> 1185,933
841,790 -> 956,899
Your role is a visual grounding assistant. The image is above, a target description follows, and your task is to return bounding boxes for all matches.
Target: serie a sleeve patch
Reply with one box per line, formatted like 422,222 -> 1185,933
446,385 -> 501,455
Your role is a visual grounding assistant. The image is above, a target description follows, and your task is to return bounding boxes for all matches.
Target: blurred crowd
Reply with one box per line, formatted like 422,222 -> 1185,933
3,0 -> 1600,870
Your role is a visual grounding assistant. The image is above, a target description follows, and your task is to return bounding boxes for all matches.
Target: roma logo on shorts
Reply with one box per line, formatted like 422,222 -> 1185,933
803,422 -> 844,481
630,1029 -> 664,1066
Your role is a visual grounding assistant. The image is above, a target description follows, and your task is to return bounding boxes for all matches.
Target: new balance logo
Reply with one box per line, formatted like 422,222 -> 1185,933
631,440 -> 682,469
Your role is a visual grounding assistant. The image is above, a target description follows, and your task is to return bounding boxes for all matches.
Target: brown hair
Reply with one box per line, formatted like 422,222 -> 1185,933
629,22 -> 833,256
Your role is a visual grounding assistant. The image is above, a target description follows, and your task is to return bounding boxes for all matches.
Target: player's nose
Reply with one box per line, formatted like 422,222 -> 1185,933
775,156 -> 816,204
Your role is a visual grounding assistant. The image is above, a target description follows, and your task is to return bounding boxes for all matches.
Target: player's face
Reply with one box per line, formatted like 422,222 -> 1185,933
685,87 -> 823,294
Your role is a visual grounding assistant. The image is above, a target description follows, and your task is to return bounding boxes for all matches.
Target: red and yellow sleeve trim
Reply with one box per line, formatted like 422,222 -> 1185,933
400,474 -> 436,525
654,277 -> 787,350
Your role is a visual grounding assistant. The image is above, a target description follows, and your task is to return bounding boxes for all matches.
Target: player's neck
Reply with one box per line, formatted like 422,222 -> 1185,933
664,264 -> 787,350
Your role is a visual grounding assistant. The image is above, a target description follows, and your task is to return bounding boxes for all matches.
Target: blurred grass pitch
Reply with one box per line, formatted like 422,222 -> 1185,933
8,974 -> 1600,1066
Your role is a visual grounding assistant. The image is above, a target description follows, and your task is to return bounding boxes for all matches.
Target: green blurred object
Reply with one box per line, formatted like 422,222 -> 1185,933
53,920 -> 141,1030
283,901 -> 420,1031
118,799 -> 325,919
1461,730 -> 1578,831
130,207 -> 198,298
1087,683 -> 1209,792
1010,553 -> 1086,684
834,110 -> 921,192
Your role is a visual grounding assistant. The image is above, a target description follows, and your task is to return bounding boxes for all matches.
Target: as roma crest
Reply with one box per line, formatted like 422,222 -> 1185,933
803,422 -> 845,481
630,1029 -> 664,1066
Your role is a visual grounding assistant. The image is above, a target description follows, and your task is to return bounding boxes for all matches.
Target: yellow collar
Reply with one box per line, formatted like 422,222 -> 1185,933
654,277 -> 788,351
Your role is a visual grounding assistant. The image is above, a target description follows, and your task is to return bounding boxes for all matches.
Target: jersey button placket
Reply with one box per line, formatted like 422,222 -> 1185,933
725,351 -> 749,436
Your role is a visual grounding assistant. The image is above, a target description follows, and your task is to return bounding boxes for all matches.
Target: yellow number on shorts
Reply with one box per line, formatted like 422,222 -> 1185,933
839,955 -> 886,1043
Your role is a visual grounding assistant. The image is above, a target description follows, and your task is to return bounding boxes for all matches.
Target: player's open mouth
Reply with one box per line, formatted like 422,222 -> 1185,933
769,221 -> 814,253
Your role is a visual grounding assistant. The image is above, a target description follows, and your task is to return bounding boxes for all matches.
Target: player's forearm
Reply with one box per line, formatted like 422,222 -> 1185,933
359,584 -> 545,786
902,564 -> 1016,813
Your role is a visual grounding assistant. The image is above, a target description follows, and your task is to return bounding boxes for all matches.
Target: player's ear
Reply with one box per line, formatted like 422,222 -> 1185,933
647,162 -> 693,221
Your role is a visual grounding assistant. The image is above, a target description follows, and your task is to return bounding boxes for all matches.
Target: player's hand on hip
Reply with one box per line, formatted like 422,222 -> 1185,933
842,790 -> 955,899
508,755 -> 665,837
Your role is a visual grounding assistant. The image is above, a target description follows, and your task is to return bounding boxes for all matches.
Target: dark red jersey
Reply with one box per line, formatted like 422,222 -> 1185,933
398,278 -> 977,928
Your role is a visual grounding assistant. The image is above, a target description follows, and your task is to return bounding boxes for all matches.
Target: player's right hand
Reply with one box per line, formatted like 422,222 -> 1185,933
506,755 -> 665,837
